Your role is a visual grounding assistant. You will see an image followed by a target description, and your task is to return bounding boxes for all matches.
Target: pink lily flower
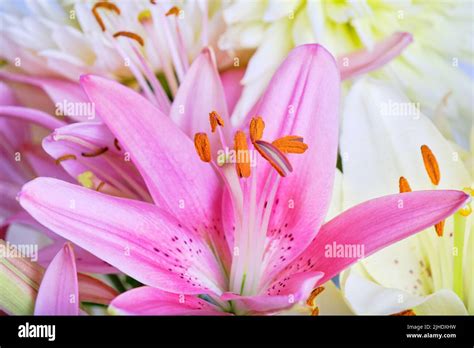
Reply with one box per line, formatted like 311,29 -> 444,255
18,44 -> 469,315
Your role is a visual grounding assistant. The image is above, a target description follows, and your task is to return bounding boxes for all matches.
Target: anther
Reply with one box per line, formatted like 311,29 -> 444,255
96,181 -> 106,192
391,309 -> 416,316
77,171 -> 95,189
194,133 -> 211,162
459,204 -> 472,217
166,6 -> 181,16
420,145 -> 440,185
81,147 -> 109,157
399,176 -> 412,193
234,131 -> 251,178
113,31 -> 145,46
92,2 -> 121,32
55,154 -> 77,165
272,135 -> 308,154
138,9 -> 152,23
435,220 -> 445,237
209,111 -> 224,133
306,286 -> 325,307
114,138 -> 121,151
249,116 -> 265,143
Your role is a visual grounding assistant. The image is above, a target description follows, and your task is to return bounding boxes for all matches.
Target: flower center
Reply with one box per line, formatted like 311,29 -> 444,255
193,113 -> 308,296
90,1 -> 192,108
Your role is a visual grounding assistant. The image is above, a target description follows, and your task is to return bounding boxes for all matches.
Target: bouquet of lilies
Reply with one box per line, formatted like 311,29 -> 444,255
0,0 -> 472,316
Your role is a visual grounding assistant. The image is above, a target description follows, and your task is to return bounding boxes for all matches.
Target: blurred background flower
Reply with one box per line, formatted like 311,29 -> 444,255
219,0 -> 473,147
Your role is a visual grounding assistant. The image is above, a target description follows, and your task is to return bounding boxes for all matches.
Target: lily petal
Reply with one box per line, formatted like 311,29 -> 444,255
43,122 -> 151,201
80,75 -> 229,266
220,67 -> 245,116
343,269 -> 468,315
0,71 -> 89,120
0,106 -> 66,130
253,44 -> 340,283
34,242 -> 79,315
170,48 -> 231,144
78,274 -> 119,306
338,32 -> 413,80
38,240 -> 117,274
279,190 -> 469,285
19,178 -> 227,295
223,271 -> 323,314
109,287 -> 227,315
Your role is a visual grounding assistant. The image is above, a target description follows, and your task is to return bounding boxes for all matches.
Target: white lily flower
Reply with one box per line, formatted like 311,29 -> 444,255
339,77 -> 473,315
0,0 -> 229,89
220,0 -> 474,146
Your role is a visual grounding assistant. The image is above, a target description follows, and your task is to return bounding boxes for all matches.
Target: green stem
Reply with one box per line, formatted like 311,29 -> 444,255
453,212 -> 465,300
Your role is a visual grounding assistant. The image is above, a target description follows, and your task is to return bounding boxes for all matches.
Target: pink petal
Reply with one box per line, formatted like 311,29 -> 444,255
42,122 -> 151,201
21,144 -> 71,182
0,106 -> 66,130
80,74 -> 230,266
170,48 -> 231,145
38,240 -> 117,274
0,80 -> 19,105
222,271 -> 323,314
251,44 -> 340,284
280,190 -> 469,285
0,182 -> 22,228
78,273 -> 119,305
220,67 -> 245,116
34,242 -> 79,315
0,71 -> 89,121
338,32 -> 413,80
109,287 -> 228,315
19,177 -> 227,295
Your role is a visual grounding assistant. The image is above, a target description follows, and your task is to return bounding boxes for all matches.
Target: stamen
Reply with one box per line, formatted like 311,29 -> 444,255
249,116 -> 264,143
77,171 -> 95,189
420,145 -> 440,185
254,140 -> 292,177
92,2 -> 121,31
459,204 -> 472,217
391,309 -> 416,316
55,154 -> 77,165
150,0 -> 156,4
194,133 -> 211,162
114,138 -> 121,151
435,220 -> 445,237
166,6 -> 181,16
399,176 -> 412,193
81,147 -> 109,157
272,135 -> 308,154
306,286 -> 325,307
234,131 -> 251,178
311,307 -> 320,316
96,181 -> 106,192
113,31 -> 145,46
209,111 -> 224,133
